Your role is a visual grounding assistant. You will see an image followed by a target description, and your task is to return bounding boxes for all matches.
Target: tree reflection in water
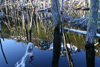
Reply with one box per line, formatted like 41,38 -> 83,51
52,26 -> 62,67
0,1 -> 98,67
0,22 -> 8,64
0,39 -> 8,64
86,46 -> 95,67
52,28 -> 75,67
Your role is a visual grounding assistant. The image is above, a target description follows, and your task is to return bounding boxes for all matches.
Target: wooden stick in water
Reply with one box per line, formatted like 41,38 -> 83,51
0,39 -> 8,64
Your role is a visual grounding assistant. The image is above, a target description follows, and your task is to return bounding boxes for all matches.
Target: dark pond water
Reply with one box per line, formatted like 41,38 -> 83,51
0,38 -> 100,67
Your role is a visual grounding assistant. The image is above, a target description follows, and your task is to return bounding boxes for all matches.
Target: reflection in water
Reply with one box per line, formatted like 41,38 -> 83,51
30,63 -> 38,67
0,22 -> 8,64
0,39 -> 8,64
65,47 -> 74,67
29,56 -> 34,63
63,31 -> 74,67
86,46 -> 95,67
15,42 -> 34,67
0,2 -> 99,67
39,41 -> 51,50
52,27 -> 62,67
22,10 -> 28,42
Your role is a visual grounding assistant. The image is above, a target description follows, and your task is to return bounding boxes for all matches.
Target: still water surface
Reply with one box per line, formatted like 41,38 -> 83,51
0,6 -> 100,67
0,38 -> 100,67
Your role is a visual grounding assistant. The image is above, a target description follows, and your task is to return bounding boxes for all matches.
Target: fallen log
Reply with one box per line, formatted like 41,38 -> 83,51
82,7 -> 90,10
74,7 -> 90,10
64,28 -> 100,38
37,7 -> 51,12
63,17 -> 88,29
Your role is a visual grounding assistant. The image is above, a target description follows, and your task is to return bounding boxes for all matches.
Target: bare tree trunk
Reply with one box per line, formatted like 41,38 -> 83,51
51,0 -> 61,27
85,0 -> 99,47
22,10 -> 28,41
29,0 -> 35,8
0,0 -> 2,5
84,0 -> 88,7
14,8 -> 17,32
22,11 -> 25,30
88,0 -> 90,7
85,1 -> 99,67
51,0 -> 62,67
59,0 -> 63,10
21,0 -> 25,7
47,0 -> 50,7
29,9 -> 34,42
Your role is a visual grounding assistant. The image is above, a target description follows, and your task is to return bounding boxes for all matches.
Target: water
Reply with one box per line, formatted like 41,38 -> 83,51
0,5 -> 100,67
0,39 -> 68,67
0,38 -> 100,67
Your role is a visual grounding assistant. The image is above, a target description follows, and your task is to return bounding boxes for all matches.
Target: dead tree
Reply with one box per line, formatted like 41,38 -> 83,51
85,1 -> 99,67
29,9 -> 34,42
85,0 -> 99,47
21,0 -> 25,7
51,0 -> 62,67
22,10 -> 28,42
